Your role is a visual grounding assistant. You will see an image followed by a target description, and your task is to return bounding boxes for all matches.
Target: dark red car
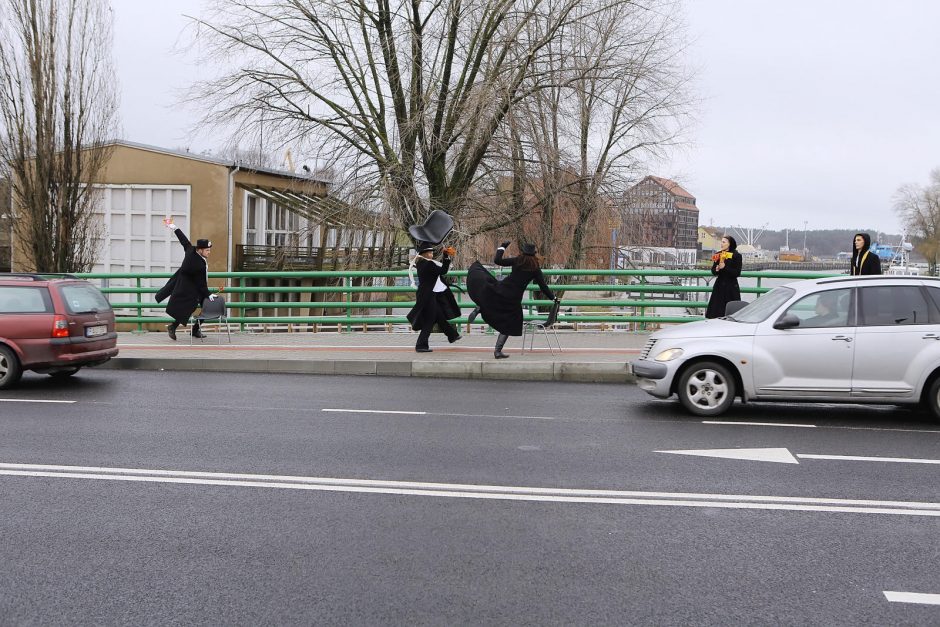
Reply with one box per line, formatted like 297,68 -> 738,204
0,274 -> 118,389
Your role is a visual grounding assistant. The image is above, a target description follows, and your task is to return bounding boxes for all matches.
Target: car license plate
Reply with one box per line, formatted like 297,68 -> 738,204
85,325 -> 107,338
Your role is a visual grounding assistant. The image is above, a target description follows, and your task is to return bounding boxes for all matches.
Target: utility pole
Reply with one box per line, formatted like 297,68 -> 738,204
802,221 -> 808,257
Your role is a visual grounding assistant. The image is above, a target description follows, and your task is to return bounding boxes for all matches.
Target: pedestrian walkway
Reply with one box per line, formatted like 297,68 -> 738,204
105,329 -> 651,383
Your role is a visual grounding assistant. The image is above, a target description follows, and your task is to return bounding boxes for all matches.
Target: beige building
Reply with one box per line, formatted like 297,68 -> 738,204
10,140 -> 406,324
12,140 -> 404,274
698,225 -> 723,253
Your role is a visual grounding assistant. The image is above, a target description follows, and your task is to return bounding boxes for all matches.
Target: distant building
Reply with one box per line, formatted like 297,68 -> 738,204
0,177 -> 10,272
698,225 -> 723,254
619,175 -> 699,265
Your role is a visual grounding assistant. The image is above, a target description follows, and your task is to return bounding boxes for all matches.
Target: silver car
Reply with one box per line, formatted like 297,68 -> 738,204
631,275 -> 940,417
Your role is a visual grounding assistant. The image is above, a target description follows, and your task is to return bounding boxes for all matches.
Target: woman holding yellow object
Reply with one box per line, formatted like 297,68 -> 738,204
705,235 -> 742,319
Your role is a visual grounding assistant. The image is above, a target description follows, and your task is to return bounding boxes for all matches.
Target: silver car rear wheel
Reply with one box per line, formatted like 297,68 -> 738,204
677,361 -> 735,417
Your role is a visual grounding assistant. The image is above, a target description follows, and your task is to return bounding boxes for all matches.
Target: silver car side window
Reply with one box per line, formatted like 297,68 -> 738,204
784,288 -> 852,328
859,286 -> 931,326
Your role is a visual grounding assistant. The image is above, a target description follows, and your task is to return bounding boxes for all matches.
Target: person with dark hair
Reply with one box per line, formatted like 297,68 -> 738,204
155,220 -> 218,340
466,241 -> 557,359
407,242 -> 461,353
850,232 -> 882,275
705,235 -> 742,319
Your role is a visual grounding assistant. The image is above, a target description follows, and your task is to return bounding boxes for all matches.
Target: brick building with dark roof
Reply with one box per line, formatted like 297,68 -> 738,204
619,175 -> 700,265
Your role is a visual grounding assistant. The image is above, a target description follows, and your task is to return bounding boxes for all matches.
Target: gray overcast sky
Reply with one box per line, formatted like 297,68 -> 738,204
113,0 -> 940,233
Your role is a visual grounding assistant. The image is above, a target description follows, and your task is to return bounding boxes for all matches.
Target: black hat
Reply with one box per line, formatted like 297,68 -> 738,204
196,239 -> 212,249
416,241 -> 435,253
521,243 -> 537,255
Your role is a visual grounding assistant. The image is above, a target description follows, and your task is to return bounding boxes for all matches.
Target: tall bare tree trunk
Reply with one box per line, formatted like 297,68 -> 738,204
0,0 -> 118,273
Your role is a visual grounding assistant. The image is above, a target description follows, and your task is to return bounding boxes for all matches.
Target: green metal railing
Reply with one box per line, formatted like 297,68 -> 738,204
76,268 -> 841,332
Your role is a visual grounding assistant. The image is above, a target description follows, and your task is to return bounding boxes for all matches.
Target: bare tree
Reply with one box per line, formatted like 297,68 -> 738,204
895,168 -> 940,275
0,0 -> 118,273
188,0 -> 594,237
466,0 -> 692,269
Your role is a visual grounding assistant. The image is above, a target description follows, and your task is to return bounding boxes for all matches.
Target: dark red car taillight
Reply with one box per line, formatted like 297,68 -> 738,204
52,315 -> 70,338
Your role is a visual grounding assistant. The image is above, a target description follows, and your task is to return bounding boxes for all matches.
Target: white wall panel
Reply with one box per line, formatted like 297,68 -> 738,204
93,185 -> 191,314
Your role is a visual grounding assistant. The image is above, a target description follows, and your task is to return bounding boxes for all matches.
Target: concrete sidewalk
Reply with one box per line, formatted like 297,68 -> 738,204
103,328 -> 651,383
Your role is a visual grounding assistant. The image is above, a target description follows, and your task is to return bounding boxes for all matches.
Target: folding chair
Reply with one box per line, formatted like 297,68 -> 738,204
521,299 -> 562,355
190,296 -> 231,344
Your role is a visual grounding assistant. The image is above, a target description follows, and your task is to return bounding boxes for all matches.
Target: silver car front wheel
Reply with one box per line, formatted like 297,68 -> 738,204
677,361 -> 735,417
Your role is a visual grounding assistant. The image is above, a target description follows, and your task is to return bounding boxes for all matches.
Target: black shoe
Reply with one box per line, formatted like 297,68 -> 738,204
448,334 -> 462,344
416,347 -> 433,353
494,350 -> 509,359
467,308 -> 480,324
192,329 -> 206,339
167,324 -> 177,341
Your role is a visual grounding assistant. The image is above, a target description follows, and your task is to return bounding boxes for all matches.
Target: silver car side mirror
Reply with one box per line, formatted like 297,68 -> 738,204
773,313 -> 801,330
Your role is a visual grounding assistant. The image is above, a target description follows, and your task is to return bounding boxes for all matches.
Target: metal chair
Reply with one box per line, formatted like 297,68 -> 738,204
190,296 -> 231,345
407,210 -> 454,245
521,299 -> 562,355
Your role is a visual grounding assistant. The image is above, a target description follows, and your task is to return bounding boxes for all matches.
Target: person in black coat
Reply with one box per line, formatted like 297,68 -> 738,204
466,241 -> 557,359
850,232 -> 882,275
155,221 -> 217,340
406,242 -> 461,352
705,235 -> 742,319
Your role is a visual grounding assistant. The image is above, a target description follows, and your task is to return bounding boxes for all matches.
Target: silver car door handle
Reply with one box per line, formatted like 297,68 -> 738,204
831,335 -> 852,342
923,334 -> 940,340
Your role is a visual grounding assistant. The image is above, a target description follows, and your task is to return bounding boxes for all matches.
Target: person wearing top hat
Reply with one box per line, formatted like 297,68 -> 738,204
155,220 -> 218,340
407,242 -> 461,352
705,235 -> 742,319
850,232 -> 882,275
466,241 -> 557,359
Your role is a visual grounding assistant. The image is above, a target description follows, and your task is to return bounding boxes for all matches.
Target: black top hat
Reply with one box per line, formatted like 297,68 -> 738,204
521,243 -> 537,256
408,210 -> 454,245
416,241 -> 435,253
196,239 -> 212,249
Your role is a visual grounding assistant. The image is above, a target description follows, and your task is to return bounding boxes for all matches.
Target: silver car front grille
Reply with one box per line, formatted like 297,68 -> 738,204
639,338 -> 657,360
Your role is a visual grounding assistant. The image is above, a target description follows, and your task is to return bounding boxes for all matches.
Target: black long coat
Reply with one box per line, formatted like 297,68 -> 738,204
851,251 -> 882,275
406,256 -> 459,331
155,229 -> 211,325
466,249 -> 555,336
705,251 -> 742,319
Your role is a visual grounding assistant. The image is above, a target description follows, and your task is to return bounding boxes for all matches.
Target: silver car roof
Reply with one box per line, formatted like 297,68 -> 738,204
779,275 -> 940,294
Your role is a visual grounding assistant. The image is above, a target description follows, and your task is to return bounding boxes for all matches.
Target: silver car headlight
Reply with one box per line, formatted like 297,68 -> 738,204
654,348 -> 684,362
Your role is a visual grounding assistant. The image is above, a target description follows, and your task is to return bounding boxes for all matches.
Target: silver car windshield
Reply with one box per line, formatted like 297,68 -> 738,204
726,287 -> 795,323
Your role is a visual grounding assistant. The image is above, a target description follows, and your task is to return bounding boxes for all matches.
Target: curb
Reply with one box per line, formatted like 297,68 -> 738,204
100,357 -> 637,384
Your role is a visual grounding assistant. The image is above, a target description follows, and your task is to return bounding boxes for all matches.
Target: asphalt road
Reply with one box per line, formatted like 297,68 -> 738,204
1,369 -> 939,625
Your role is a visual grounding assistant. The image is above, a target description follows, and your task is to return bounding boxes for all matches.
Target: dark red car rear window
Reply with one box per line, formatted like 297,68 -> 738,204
0,285 -> 54,313
59,283 -> 112,314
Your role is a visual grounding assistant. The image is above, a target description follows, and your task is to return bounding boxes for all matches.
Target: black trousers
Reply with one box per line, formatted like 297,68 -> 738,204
416,309 -> 459,349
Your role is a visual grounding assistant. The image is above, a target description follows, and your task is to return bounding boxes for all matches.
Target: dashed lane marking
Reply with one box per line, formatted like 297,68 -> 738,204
703,421 -> 817,428
0,399 -> 76,404
883,591 -> 940,605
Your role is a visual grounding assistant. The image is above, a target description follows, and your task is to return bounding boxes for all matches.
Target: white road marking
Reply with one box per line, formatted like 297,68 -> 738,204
703,421 -> 816,428
883,591 -> 940,605
321,408 -> 558,420
798,454 -> 940,465
661,447 -> 940,466
658,447 -> 800,464
322,408 -> 427,415
0,398 -> 76,404
1,462 -> 938,516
